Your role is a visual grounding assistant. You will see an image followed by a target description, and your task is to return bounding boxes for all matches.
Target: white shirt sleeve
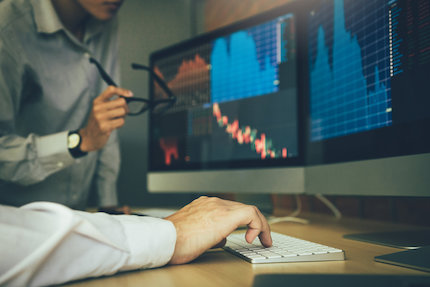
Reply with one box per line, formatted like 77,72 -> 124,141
0,202 -> 177,287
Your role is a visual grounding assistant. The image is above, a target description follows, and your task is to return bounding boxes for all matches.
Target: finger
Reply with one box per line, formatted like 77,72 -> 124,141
241,206 -> 263,244
256,210 -> 272,247
94,97 -> 128,114
109,118 -> 126,130
245,228 -> 260,244
99,118 -> 125,133
242,206 -> 272,247
121,205 -> 131,215
250,206 -> 272,247
102,106 -> 128,120
96,86 -> 133,103
259,229 -> 272,247
106,97 -> 128,109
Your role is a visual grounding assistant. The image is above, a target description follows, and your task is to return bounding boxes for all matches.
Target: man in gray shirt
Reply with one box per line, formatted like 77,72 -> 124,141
0,0 -> 131,209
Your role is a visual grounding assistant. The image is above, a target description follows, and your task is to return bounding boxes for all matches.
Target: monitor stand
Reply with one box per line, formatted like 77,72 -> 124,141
343,229 -> 430,249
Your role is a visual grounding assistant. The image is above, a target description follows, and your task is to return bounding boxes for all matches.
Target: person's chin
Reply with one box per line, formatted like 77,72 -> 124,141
94,11 -> 117,21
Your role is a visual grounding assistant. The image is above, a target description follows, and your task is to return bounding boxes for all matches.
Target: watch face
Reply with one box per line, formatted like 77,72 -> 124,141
68,133 -> 80,149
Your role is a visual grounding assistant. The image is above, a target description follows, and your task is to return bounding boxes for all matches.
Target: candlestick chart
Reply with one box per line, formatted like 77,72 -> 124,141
212,103 -> 288,160
150,12 -> 298,167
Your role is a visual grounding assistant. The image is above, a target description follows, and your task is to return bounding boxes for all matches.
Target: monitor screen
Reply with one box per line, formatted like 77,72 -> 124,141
305,0 -> 430,196
149,7 -> 301,171
306,0 -> 430,163
147,3 -> 306,194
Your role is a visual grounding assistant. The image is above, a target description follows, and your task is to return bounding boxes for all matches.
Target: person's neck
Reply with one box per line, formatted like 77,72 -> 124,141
51,0 -> 89,41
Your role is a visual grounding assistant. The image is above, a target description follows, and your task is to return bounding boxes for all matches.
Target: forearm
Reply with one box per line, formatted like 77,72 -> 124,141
0,132 -> 75,185
0,202 -> 176,287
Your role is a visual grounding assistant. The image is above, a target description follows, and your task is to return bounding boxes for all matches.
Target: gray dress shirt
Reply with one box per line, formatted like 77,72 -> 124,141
0,0 -> 121,209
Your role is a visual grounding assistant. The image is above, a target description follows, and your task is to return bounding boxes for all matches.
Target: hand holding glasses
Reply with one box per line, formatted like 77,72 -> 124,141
89,57 -> 176,116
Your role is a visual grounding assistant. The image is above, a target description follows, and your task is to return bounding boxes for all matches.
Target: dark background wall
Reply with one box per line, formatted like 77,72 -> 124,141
116,0 -> 205,207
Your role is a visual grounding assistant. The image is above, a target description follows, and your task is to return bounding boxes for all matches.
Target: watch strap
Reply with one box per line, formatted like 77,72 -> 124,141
68,130 -> 87,158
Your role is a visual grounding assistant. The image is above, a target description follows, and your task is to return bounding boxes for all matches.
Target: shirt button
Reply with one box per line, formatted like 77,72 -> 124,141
57,162 -> 64,168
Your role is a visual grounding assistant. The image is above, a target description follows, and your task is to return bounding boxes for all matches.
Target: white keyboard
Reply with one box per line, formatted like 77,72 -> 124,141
224,232 -> 345,264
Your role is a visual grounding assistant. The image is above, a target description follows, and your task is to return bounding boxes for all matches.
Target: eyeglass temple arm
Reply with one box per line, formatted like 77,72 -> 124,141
131,63 -> 176,101
89,57 -> 118,87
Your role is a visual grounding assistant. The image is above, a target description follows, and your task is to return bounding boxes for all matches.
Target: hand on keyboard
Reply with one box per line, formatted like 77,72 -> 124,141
165,196 -> 272,265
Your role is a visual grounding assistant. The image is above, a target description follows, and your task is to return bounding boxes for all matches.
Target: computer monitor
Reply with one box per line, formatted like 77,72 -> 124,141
146,0 -> 430,198
304,0 -> 430,197
146,2 -> 308,195
303,0 -> 430,255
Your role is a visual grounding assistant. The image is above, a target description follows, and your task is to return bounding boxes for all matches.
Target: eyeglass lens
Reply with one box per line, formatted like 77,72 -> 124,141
126,100 -> 149,115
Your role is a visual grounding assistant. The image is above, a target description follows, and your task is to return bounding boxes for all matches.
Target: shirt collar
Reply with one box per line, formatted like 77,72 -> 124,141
30,0 -> 106,42
31,0 -> 63,34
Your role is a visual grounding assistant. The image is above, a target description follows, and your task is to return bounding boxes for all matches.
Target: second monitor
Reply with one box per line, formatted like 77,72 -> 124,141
147,2 -> 306,194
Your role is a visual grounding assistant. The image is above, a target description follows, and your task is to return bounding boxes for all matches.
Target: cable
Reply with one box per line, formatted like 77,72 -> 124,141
267,216 -> 309,225
267,194 -> 342,224
315,194 -> 342,220
267,195 -> 309,225
289,194 -> 302,217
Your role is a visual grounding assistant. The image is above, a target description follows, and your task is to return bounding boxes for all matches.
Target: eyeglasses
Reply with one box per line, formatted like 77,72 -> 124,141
89,57 -> 176,116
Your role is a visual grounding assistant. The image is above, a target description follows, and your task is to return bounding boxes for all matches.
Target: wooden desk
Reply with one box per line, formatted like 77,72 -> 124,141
64,213 -> 429,287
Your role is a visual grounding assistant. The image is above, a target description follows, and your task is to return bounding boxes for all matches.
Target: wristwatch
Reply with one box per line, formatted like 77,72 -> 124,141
67,130 -> 87,158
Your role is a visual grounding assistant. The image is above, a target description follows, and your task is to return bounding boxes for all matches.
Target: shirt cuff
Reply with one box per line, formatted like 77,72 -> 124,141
116,215 -> 177,270
36,131 -> 75,167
